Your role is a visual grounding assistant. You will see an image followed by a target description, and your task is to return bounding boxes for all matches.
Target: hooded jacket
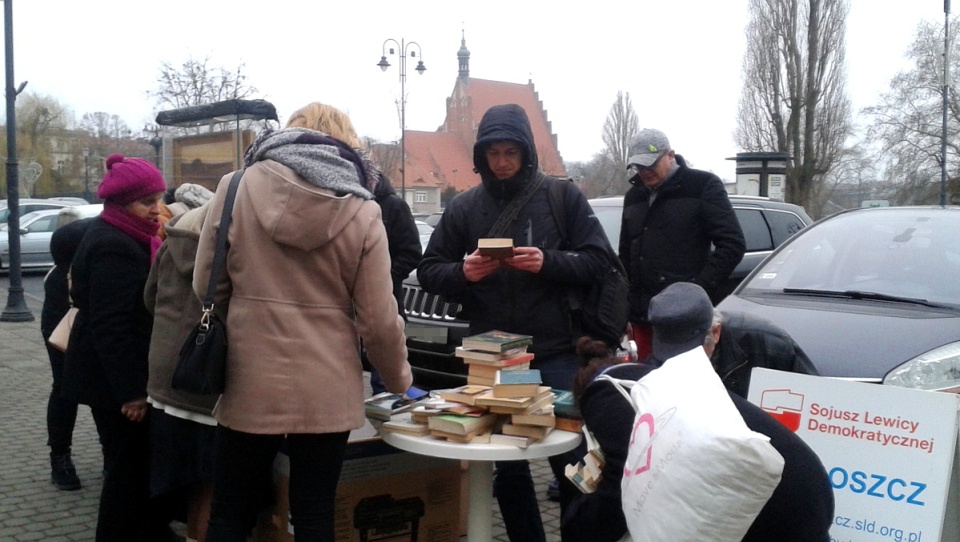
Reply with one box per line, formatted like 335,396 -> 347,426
620,154 -> 745,322
374,174 -> 421,317
418,104 -> 610,357
144,205 -> 220,415
193,131 -> 411,435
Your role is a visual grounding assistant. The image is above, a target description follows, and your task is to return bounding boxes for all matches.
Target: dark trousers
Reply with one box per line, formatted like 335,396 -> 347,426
46,344 -> 78,456
494,351 -> 584,542
206,425 -> 350,542
91,406 -> 169,542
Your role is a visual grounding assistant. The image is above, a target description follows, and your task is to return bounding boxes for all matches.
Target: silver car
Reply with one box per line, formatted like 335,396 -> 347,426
0,209 -> 63,270
718,206 -> 960,390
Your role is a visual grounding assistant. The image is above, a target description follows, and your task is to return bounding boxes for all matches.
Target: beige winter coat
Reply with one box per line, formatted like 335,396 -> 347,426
194,160 -> 411,435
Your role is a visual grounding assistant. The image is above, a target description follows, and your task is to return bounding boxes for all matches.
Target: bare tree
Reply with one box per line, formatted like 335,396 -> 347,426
589,91 -> 640,197
736,0 -> 853,217
151,57 -> 257,109
863,18 -> 960,205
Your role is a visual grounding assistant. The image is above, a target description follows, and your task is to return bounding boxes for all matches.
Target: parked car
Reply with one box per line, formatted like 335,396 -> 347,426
718,206 -> 960,389
56,203 -> 103,228
402,194 -> 813,389
0,198 -> 82,225
0,209 -> 63,270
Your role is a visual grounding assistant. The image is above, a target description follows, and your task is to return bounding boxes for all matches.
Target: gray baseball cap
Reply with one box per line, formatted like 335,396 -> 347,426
627,128 -> 671,168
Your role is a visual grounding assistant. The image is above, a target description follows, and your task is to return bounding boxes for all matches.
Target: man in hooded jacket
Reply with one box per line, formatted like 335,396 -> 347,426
418,103 -> 612,542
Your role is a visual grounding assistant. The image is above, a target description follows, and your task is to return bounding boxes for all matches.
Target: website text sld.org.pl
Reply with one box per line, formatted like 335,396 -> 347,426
832,515 -> 923,542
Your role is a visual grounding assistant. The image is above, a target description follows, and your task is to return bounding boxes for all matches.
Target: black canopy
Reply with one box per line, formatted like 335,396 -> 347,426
155,99 -> 278,127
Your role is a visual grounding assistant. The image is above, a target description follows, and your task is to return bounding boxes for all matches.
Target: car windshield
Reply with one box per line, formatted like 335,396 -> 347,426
740,208 -> 960,306
590,204 -> 622,254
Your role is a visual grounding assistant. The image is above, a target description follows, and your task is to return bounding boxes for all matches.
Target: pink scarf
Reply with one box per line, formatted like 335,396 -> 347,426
100,202 -> 162,261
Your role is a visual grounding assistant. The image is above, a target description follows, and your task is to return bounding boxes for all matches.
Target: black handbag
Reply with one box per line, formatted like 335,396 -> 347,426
171,169 -> 244,395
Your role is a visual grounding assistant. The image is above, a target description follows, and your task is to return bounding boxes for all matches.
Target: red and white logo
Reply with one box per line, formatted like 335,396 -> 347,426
760,389 -> 805,431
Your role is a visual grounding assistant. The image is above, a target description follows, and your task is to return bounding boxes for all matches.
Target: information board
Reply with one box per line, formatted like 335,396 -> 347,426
748,369 -> 960,542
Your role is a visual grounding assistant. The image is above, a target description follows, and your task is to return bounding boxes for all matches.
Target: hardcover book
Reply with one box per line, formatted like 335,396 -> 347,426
461,330 -> 533,354
455,347 -> 532,365
511,410 -> 556,428
489,433 -> 536,449
380,412 -> 431,437
427,413 -> 497,436
475,386 -> 552,409
493,369 -> 543,398
487,392 -> 555,415
477,238 -> 514,259
364,392 -> 426,421
501,422 -> 553,440
468,361 -> 531,379
437,385 -> 491,406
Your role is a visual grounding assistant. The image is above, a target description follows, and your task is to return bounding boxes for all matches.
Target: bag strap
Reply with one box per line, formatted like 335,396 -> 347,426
201,169 -> 244,313
487,173 -> 546,238
547,178 -> 570,248
595,374 -> 636,412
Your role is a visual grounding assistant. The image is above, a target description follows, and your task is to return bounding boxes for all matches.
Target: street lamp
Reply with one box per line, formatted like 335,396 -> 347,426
377,38 -> 426,203
81,148 -> 91,202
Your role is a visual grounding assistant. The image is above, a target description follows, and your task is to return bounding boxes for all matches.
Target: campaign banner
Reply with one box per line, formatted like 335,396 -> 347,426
748,369 -> 960,542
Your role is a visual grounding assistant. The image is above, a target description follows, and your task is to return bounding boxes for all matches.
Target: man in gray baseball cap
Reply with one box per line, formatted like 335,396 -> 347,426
618,128 -> 745,361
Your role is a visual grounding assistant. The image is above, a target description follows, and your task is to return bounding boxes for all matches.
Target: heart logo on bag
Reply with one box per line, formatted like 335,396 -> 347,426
624,407 -> 677,477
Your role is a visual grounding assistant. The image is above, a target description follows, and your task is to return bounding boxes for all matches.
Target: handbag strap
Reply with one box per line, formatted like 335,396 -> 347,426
201,169 -> 245,312
487,172 -> 546,238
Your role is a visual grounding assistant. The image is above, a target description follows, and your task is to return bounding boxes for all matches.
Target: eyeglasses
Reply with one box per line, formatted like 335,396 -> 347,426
628,153 -> 666,175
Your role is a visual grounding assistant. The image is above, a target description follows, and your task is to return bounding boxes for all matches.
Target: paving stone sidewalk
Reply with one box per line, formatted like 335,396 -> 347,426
0,290 -> 561,541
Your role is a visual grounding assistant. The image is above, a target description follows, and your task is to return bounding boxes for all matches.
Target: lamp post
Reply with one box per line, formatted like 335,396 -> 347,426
82,148 -> 91,202
1,0 -> 34,322
377,38 -> 426,203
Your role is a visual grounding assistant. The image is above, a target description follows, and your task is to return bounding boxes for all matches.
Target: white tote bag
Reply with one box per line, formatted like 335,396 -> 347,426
599,348 -> 785,542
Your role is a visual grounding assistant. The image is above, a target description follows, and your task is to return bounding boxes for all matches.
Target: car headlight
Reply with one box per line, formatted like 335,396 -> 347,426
883,341 -> 960,391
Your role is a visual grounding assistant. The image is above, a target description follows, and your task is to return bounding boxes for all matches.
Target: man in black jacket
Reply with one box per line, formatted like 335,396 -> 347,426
419,103 -> 612,542
620,128 -> 745,359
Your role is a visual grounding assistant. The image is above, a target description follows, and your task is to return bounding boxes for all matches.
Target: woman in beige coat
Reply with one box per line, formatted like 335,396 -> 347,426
195,103 -> 412,542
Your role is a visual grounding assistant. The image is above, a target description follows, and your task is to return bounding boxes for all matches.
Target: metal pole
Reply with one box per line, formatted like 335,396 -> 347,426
83,153 -> 90,202
943,1 -> 951,207
1,0 -> 33,322
400,39 -> 406,203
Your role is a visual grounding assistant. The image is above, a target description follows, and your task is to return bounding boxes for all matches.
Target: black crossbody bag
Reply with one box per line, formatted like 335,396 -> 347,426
172,169 -> 244,395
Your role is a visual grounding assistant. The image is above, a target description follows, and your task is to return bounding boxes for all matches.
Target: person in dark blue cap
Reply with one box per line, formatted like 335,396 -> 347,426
564,282 -> 834,542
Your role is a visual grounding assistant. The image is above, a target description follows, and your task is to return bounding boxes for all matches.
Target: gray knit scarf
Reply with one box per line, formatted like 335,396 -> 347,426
243,128 -> 373,200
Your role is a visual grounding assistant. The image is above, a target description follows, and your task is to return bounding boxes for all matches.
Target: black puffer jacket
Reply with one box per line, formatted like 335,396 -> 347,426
563,362 -> 834,542
374,174 -> 421,319
418,104 -> 609,357
620,155 -> 745,322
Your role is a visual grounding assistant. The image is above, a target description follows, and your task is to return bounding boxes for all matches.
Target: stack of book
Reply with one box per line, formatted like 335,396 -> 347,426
455,330 -> 534,387
482,368 -> 556,446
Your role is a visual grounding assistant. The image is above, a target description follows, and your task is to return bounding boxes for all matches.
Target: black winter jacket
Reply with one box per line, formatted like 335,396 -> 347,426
374,174 -> 421,319
620,155 -> 745,322
711,310 -> 820,398
40,218 -> 95,339
562,362 -> 834,542
418,104 -> 609,357
62,218 -> 154,410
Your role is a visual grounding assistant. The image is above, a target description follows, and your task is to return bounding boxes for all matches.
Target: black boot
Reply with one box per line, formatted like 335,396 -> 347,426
50,452 -> 81,491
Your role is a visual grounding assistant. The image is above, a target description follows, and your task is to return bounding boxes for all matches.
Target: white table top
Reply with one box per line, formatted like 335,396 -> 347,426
380,429 -> 582,462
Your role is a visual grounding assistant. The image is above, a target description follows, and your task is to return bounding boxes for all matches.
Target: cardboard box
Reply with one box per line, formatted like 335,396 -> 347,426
255,422 -> 462,542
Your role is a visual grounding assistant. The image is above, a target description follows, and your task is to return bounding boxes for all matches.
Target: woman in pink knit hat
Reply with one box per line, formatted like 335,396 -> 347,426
62,154 -> 178,541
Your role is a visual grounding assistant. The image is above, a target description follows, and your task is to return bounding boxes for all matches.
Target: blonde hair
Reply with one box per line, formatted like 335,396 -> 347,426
285,102 -> 362,149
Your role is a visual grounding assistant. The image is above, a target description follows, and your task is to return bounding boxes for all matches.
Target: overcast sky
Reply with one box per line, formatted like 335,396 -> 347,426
4,0 -> 950,181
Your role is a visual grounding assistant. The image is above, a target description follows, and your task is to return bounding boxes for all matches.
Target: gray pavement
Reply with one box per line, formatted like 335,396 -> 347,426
0,288 -> 561,541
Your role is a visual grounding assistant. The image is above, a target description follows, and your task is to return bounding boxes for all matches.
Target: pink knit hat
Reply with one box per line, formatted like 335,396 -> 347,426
96,153 -> 167,205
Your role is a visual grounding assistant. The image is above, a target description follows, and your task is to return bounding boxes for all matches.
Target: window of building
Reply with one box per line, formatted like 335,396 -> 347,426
415,192 -> 427,203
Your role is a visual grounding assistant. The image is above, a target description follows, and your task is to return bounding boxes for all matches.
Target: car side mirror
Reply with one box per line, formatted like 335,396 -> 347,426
19,227 -> 28,235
